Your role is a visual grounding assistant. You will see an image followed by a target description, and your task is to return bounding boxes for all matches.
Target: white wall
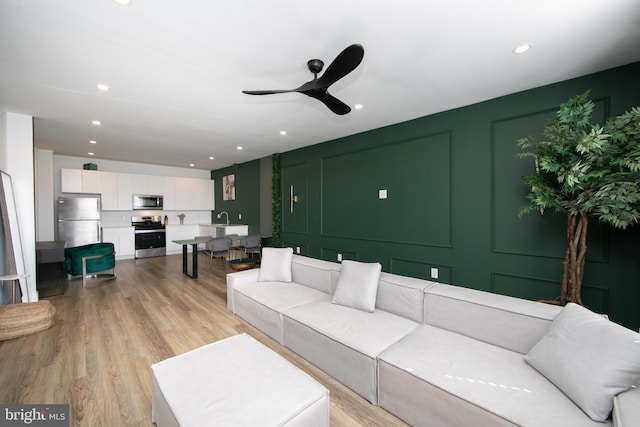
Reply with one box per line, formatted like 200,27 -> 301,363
35,149 -> 55,241
1,112 -> 37,302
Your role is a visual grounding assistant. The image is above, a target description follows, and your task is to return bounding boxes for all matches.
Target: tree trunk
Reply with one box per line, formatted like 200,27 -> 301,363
561,212 -> 587,305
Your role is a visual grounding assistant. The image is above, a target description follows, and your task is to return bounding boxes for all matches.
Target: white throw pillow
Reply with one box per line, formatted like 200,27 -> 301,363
258,247 -> 293,282
525,303 -> 640,422
331,260 -> 382,312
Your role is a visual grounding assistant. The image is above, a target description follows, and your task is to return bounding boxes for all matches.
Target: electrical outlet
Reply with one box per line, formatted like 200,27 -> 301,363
238,213 -> 242,219
337,253 -> 343,262
430,267 -> 439,280
296,247 -> 300,254
379,189 -> 388,199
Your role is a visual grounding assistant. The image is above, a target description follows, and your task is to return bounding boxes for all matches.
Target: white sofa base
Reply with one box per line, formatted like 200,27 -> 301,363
283,300 -> 420,404
378,324 -> 608,427
151,333 -> 329,427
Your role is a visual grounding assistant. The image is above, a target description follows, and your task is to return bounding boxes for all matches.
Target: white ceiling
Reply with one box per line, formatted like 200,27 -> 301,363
2,0 -> 640,170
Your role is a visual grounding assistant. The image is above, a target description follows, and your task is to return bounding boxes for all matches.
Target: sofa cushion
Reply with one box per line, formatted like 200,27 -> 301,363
291,255 -> 339,294
331,260 -> 381,312
258,247 -> 293,282
424,283 -> 561,354
376,272 -> 434,323
378,324 -> 607,427
525,303 -> 640,422
233,280 -> 330,344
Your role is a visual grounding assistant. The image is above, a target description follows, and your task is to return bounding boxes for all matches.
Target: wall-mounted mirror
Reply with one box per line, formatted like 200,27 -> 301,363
0,170 -> 27,304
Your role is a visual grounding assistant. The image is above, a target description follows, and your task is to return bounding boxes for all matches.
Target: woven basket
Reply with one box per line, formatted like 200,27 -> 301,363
0,300 -> 56,341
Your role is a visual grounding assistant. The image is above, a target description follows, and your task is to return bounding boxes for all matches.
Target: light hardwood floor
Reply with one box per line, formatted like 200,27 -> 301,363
0,254 -> 408,426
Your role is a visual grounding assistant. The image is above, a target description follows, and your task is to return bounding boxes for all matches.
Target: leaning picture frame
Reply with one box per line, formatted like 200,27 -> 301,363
0,170 -> 28,302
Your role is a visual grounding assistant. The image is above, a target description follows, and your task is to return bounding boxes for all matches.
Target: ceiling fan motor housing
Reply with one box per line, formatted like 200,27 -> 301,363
307,59 -> 324,75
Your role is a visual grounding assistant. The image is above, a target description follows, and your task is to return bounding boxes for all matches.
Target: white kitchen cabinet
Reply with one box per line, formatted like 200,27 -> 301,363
131,174 -> 148,195
174,177 -> 214,211
174,177 -> 196,210
166,224 -> 199,254
132,173 -> 164,196
101,171 -> 118,210
102,226 -> 135,259
60,168 -> 83,193
101,172 -> 133,210
82,170 -> 102,194
199,179 -> 215,210
117,173 -> 133,210
60,168 -> 213,211
148,176 -> 164,195
162,176 -> 176,210
60,168 -> 102,194
199,225 -> 217,238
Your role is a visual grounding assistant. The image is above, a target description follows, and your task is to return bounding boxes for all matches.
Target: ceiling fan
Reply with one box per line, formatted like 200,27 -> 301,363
242,44 -> 364,115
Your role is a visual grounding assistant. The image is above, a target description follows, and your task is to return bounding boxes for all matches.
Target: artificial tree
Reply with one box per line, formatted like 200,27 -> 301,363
517,91 -> 640,305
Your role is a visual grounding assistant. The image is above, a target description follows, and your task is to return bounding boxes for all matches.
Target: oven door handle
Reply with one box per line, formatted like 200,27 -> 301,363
135,229 -> 166,234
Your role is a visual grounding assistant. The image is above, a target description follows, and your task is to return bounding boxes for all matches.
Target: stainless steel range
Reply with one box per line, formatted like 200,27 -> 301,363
132,215 -> 166,258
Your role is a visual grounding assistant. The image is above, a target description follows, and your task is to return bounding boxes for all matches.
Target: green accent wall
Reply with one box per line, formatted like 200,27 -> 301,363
211,160 -> 261,235
279,62 -> 640,330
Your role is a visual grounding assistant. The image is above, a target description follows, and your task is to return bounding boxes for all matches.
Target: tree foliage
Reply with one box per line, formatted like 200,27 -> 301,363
271,153 -> 282,247
517,91 -> 640,304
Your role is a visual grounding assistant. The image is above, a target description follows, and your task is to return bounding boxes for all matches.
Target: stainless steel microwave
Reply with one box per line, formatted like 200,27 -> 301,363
132,194 -> 163,210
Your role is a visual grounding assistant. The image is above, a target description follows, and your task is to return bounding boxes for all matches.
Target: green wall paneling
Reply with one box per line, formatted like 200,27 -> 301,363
321,248 -> 357,263
279,62 -> 640,330
282,162 -> 309,235
282,242 -> 307,256
389,257 -> 452,284
321,132 -> 451,247
211,160 -> 261,235
491,100 -> 609,261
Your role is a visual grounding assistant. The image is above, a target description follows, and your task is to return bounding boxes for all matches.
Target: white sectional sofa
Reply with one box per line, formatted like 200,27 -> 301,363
226,250 -> 640,427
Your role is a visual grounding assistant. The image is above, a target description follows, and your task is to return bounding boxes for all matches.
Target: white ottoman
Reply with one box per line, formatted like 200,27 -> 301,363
151,333 -> 330,426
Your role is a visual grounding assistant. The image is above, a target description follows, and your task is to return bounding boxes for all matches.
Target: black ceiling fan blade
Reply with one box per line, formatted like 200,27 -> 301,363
317,44 -> 364,88
304,92 -> 351,115
242,89 -> 295,95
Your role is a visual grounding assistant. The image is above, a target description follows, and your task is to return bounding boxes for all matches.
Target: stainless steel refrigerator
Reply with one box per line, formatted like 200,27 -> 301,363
57,197 -> 101,247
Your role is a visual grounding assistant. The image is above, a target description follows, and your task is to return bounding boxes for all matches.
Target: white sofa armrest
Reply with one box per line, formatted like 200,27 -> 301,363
226,269 -> 261,312
613,384 -> 640,427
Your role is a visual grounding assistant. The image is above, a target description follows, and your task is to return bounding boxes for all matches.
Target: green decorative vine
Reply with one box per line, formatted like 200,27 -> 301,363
271,153 -> 282,247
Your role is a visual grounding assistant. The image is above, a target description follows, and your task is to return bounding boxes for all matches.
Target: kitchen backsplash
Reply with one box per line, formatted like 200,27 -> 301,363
102,210 -> 213,227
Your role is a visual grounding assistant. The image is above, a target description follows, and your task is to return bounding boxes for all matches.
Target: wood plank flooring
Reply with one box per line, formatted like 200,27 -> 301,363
0,254 -> 408,426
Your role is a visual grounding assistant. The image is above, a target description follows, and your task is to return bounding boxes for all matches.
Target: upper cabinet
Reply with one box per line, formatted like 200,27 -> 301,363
60,168 -> 213,211
131,174 -> 164,196
175,177 -> 215,211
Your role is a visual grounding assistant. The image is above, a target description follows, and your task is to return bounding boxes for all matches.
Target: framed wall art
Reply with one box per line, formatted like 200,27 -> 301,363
223,174 -> 235,201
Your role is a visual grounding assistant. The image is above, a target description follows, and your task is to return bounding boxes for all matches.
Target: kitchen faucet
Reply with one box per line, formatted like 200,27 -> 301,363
217,211 -> 229,225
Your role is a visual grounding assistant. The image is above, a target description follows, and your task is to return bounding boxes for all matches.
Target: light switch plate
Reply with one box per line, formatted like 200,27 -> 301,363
379,189 -> 387,199
430,267 -> 439,279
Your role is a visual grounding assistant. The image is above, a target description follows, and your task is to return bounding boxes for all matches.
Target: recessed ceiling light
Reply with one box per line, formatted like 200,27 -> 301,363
209,156 -> 215,160
280,130 -> 287,136
96,83 -> 110,92
89,140 -> 97,144
113,0 -> 132,5
189,163 -> 195,167
237,146 -> 243,150
513,44 -> 532,54
91,120 -> 102,126
354,104 -> 363,110
88,152 -> 95,156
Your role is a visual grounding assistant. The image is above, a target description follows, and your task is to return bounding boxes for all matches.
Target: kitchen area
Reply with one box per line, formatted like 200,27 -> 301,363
37,155 -> 249,274
45,158 -> 249,263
